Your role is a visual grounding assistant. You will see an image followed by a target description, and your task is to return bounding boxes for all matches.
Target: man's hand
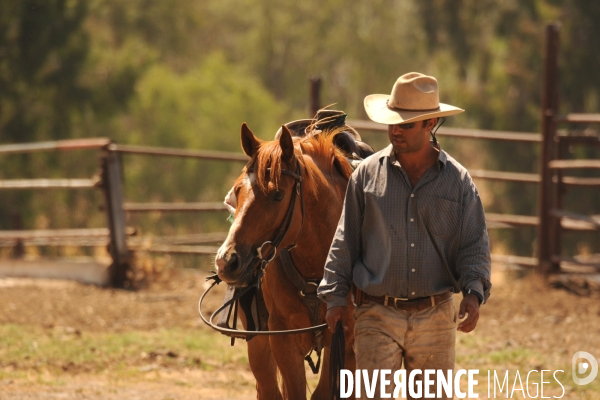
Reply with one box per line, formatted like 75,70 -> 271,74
325,306 -> 349,333
457,294 -> 480,333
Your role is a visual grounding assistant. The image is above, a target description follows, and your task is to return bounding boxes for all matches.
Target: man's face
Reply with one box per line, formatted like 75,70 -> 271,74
387,119 -> 434,155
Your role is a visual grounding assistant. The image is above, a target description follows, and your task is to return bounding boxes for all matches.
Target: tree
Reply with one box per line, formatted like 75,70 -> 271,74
0,0 -> 89,143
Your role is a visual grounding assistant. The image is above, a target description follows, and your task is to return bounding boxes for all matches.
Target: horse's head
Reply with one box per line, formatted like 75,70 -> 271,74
215,123 -> 304,286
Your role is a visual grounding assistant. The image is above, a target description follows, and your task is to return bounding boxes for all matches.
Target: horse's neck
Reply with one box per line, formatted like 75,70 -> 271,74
290,168 -> 347,279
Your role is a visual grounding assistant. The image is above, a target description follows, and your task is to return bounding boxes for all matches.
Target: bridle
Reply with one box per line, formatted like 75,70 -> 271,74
251,161 -> 306,286
198,158 -> 327,339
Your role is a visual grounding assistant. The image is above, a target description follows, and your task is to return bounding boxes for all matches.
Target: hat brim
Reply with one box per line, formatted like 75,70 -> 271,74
364,94 -> 464,125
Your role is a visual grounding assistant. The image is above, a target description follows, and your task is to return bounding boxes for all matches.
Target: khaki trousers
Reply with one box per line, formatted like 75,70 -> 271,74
353,297 -> 457,400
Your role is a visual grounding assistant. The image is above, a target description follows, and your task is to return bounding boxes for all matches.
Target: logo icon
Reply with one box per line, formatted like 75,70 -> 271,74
572,351 -> 598,385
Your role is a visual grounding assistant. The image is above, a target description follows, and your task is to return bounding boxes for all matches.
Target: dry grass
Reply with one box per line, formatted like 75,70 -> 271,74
0,267 -> 599,399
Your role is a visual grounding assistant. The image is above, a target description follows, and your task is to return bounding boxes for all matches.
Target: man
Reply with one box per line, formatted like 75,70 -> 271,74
317,72 -> 491,399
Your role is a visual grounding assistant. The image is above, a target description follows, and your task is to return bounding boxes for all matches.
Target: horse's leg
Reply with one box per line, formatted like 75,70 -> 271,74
247,335 -> 283,400
239,310 -> 283,400
269,333 -> 308,400
310,346 -> 330,400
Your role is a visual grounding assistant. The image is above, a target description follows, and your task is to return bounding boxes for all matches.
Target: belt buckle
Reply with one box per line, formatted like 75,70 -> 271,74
383,295 -> 409,308
392,296 -> 409,309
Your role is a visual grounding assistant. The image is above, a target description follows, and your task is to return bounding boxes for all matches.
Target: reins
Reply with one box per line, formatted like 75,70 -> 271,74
198,276 -> 327,337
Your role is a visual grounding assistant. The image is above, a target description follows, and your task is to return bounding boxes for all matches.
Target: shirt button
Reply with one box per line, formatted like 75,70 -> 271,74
410,218 -> 414,222
410,194 -> 415,198
411,291 -> 415,295
410,243 -> 415,247
412,268 -> 415,272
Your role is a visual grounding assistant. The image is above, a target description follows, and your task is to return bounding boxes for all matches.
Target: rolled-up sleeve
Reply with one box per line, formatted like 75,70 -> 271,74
456,177 -> 492,302
317,171 -> 364,308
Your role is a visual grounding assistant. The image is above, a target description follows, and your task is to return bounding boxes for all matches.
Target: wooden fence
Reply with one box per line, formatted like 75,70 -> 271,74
0,139 -> 246,287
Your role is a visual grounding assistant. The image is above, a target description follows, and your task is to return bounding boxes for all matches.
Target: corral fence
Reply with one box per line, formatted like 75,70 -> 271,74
0,23 -> 598,287
0,140 -> 247,287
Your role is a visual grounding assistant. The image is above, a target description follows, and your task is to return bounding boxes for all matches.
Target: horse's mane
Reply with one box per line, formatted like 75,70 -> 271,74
249,126 -> 354,198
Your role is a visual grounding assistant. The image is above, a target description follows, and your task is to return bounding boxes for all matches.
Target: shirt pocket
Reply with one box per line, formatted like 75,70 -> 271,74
418,197 -> 461,240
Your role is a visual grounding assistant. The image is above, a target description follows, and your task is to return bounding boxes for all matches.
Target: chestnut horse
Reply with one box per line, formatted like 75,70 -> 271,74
215,123 -> 357,399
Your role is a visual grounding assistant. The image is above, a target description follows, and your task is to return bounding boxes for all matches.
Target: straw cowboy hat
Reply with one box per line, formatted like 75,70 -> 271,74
364,72 -> 464,125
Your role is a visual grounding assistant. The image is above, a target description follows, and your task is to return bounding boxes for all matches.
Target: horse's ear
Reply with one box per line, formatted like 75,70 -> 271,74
279,125 -> 295,163
241,123 -> 261,157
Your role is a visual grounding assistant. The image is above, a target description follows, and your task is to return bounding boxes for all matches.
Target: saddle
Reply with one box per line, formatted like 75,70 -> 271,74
274,109 -> 375,160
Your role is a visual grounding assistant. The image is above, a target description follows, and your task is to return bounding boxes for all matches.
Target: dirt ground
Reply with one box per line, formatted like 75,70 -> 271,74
1,265 -> 599,399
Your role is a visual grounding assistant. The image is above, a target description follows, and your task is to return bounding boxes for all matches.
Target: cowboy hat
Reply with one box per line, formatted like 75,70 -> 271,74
364,72 -> 464,125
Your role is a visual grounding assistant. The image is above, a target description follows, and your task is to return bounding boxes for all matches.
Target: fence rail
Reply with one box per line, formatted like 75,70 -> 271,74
346,119 -> 542,142
0,179 -> 98,189
142,245 -> 221,255
560,176 -> 600,186
469,170 -> 540,183
129,232 -> 228,246
0,138 -> 110,154
109,143 -> 248,162
485,212 -> 599,231
123,202 -> 228,212
548,159 -> 600,169
558,113 -> 600,124
0,228 -> 134,248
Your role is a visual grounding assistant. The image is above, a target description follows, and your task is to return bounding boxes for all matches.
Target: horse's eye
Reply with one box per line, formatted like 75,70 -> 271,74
274,191 -> 284,201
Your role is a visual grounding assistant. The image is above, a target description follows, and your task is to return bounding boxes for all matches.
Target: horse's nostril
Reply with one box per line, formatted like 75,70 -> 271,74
227,252 -> 239,272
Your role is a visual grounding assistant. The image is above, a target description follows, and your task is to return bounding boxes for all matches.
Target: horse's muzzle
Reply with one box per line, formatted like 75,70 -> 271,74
215,247 -> 255,287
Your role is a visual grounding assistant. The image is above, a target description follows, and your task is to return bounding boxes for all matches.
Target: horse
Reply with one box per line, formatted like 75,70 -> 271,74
215,122 -> 364,399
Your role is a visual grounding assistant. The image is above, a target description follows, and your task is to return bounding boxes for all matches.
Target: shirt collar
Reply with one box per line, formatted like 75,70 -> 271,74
380,143 -> 448,169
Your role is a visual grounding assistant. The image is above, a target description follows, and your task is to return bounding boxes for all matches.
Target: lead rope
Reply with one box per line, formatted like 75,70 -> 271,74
330,321 -> 346,400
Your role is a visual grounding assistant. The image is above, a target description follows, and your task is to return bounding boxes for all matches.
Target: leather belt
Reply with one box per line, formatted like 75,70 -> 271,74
362,291 -> 452,311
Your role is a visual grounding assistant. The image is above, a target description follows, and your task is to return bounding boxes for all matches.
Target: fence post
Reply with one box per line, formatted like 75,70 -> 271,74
309,77 -> 322,117
100,145 -> 130,287
537,23 -> 560,274
10,212 -> 24,259
552,139 -> 567,268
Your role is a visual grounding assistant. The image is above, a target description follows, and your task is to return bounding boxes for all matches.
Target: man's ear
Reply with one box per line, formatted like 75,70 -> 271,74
241,123 -> 261,157
279,125 -> 295,163
428,118 -> 438,130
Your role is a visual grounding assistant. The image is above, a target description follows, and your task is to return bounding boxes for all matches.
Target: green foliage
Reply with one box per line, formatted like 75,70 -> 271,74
122,53 -> 285,148
116,53 -> 284,236
0,0 -> 89,143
